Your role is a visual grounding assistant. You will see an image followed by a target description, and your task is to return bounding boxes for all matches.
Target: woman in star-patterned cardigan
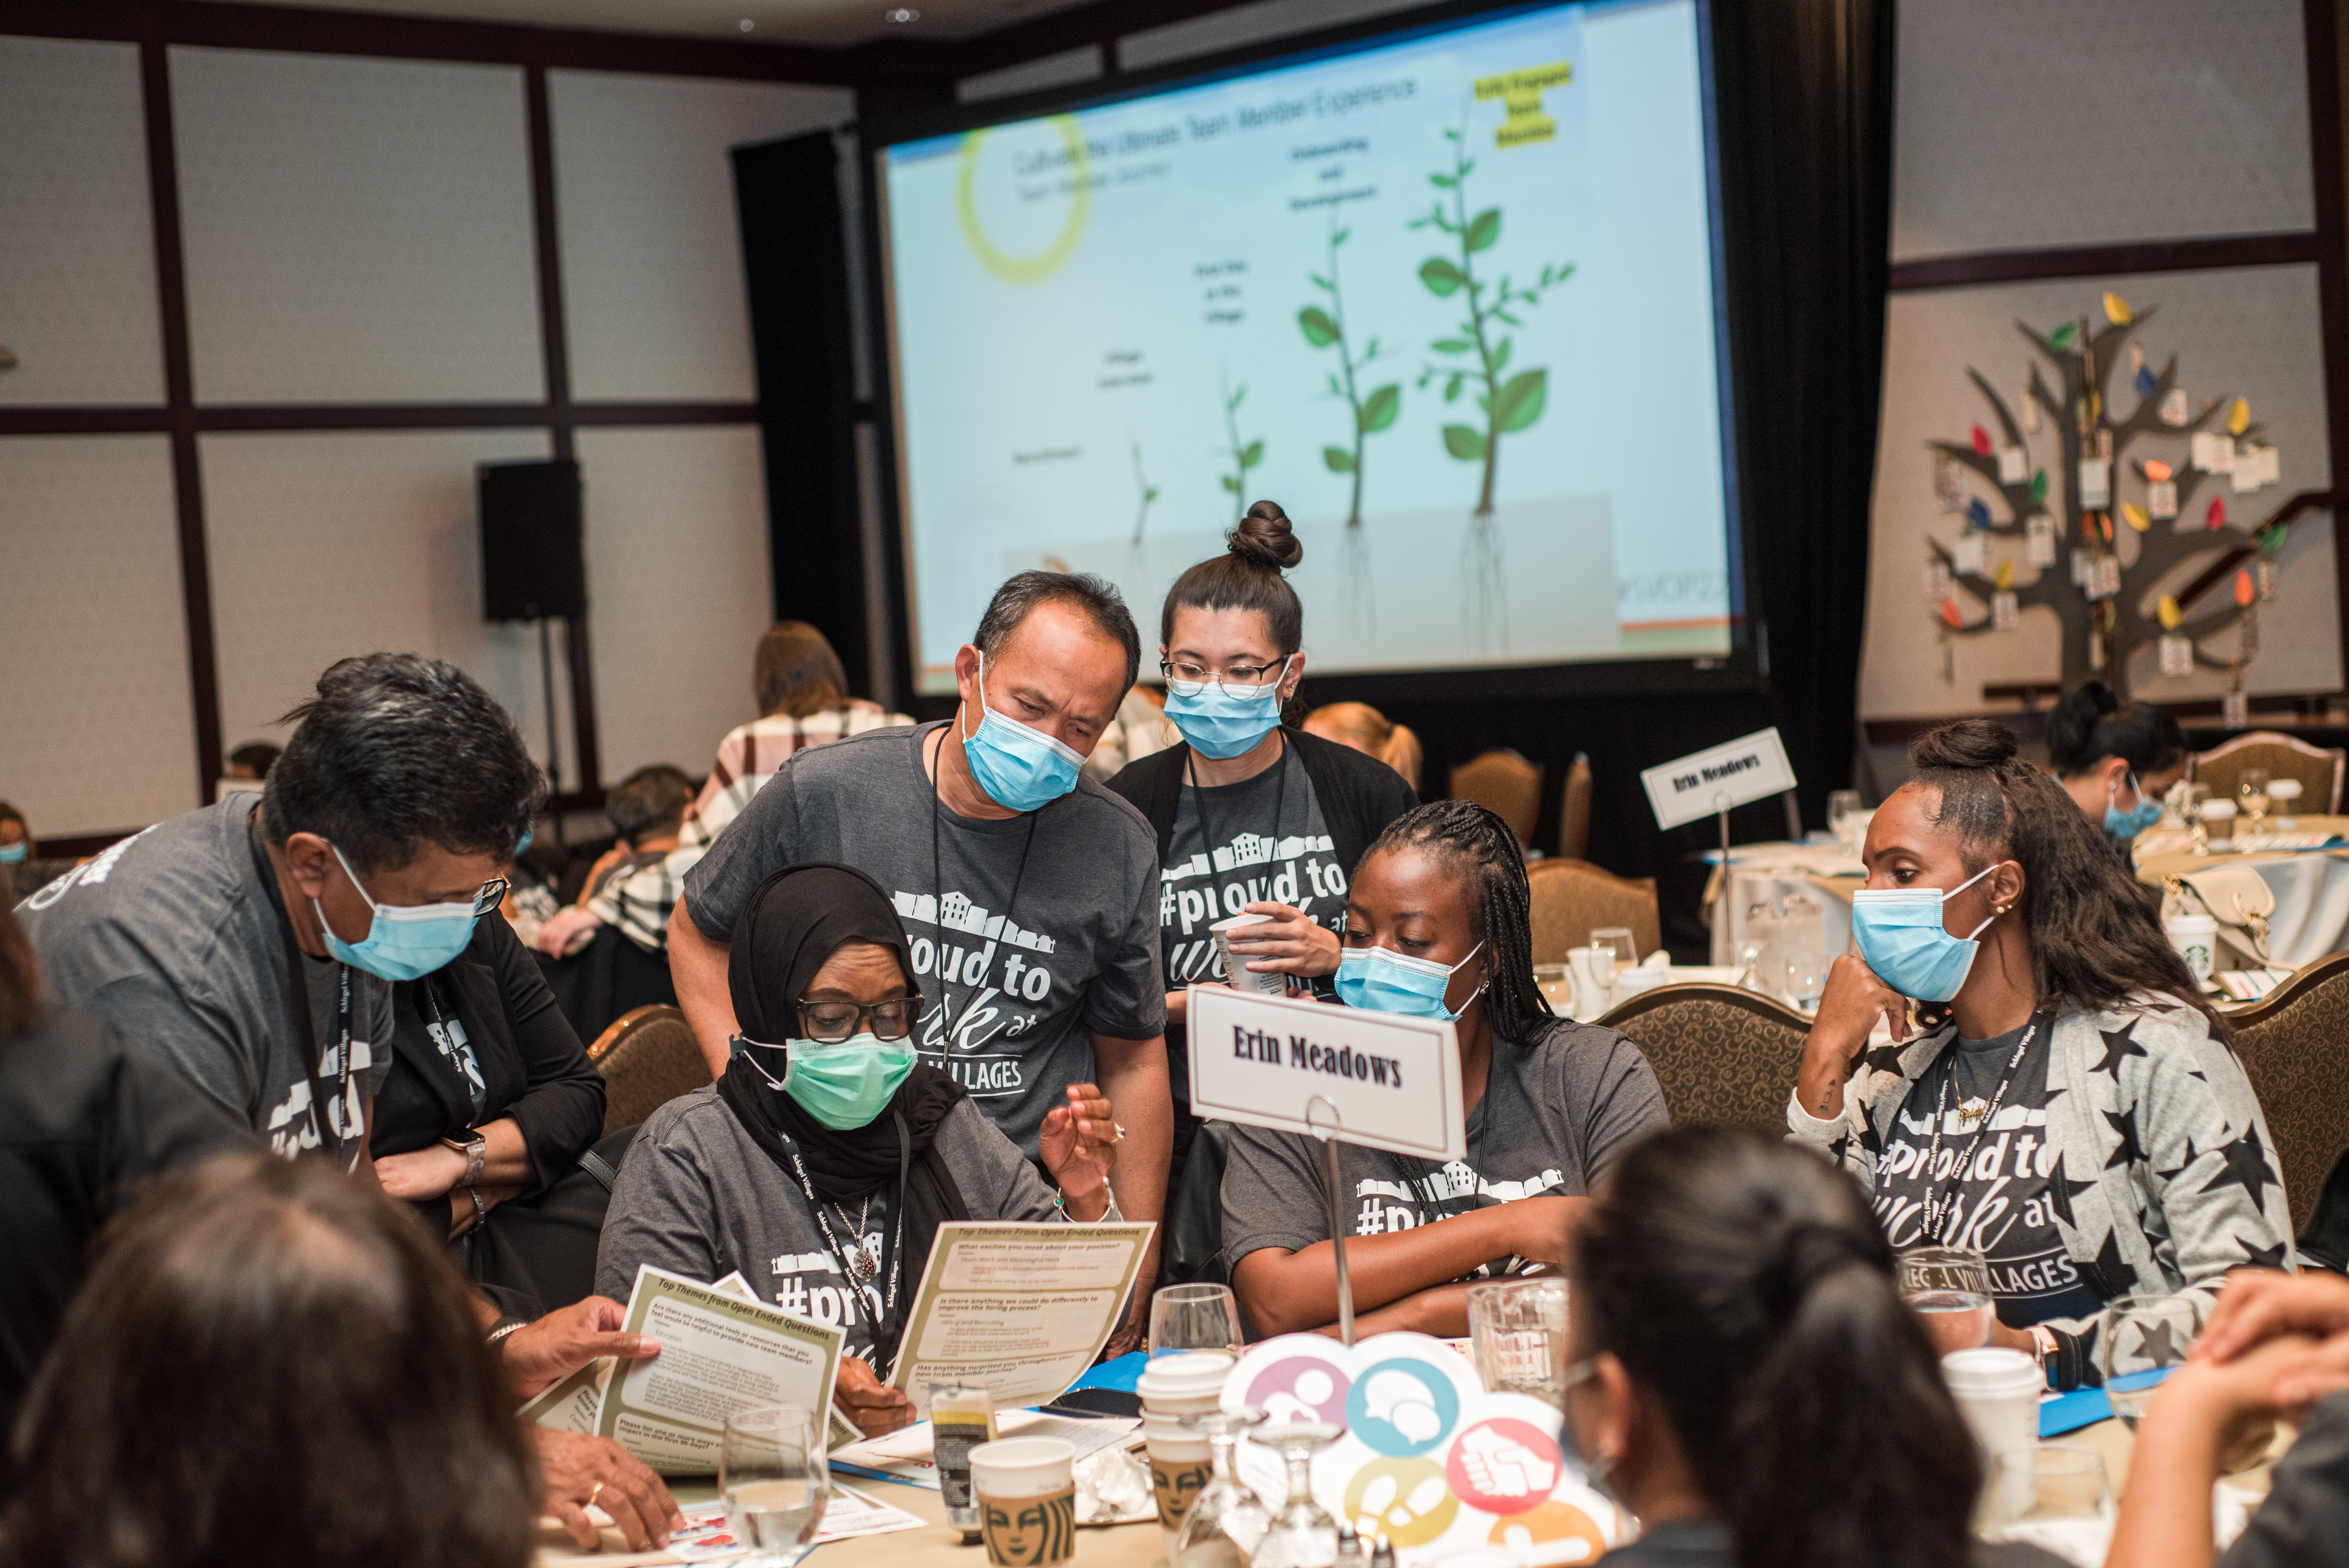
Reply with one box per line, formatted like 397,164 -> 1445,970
1788,720 -> 2293,1392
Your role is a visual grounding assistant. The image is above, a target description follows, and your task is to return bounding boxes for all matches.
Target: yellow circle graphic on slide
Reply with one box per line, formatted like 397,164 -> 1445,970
957,117 -> 1090,285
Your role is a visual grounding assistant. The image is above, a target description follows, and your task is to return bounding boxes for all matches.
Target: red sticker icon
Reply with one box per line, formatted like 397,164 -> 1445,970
1445,1417 -> 1564,1515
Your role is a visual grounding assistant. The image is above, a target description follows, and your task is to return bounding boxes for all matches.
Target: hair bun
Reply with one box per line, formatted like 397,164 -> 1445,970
1231,500 -> 1303,570
1909,718 -> 2020,771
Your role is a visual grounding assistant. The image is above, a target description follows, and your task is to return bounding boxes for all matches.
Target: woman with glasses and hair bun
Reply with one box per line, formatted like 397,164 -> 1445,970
595,861 -> 1124,1438
1107,501 -> 1417,1192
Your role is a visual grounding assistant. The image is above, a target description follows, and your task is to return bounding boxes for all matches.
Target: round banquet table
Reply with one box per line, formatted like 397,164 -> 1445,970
2132,814 -> 2349,967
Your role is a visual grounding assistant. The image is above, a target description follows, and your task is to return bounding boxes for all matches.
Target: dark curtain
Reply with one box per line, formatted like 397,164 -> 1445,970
1299,0 -> 1896,956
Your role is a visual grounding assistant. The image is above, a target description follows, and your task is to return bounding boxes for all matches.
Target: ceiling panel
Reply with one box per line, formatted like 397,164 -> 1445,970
216,0 -> 1091,48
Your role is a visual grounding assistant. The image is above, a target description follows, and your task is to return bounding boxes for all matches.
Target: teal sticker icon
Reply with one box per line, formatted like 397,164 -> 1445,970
1346,1359 -> 1460,1457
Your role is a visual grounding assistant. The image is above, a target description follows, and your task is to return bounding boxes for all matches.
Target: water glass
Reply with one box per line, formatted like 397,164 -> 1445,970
2101,1292 -> 2196,1428
1588,928 -> 1638,1007
2239,769 -> 2271,832
1533,963 -> 1575,1015
1896,1245 -> 1996,1355
1174,1408 -> 1274,1568
1151,1283 -> 1246,1358
1738,902 -> 1781,997
720,1406 -> 828,1567
1466,1278 -> 1570,1404
1776,896 -> 1826,1009
1982,1446 -> 2114,1566
1251,1422 -> 1348,1568
1827,789 -> 1863,849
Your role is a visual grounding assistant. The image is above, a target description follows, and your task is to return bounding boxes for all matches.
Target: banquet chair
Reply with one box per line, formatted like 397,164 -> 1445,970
1527,857 -> 1661,965
1598,983 -> 1809,1134
2226,950 -> 2349,1237
1451,749 -> 1545,846
1557,752 -> 1593,862
2189,731 -> 2346,816
588,1004 -> 711,1137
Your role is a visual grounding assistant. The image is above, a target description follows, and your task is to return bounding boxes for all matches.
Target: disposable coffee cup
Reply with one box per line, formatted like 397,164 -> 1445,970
971,1437 -> 1077,1568
1138,1351 -> 1233,1420
1143,1418 -> 1212,1562
2167,914 -> 2218,984
1211,913 -> 1288,996
1943,1349 -> 2041,1524
2201,798 -> 2238,843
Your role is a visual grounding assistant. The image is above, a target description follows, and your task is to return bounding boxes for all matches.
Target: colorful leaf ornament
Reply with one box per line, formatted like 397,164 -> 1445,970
2122,501 -> 2150,533
2207,496 -> 2228,531
1971,424 -> 1992,456
2030,469 -> 2049,503
2229,398 -> 2251,437
2050,321 -> 2080,352
1994,558 -> 2015,590
2144,460 -> 2173,482
1968,497 -> 1991,529
2158,595 -> 2183,630
2135,365 -> 2158,398
1941,598 -> 1964,628
2235,569 -> 2256,607
2261,523 -> 2289,554
2103,292 -> 2133,325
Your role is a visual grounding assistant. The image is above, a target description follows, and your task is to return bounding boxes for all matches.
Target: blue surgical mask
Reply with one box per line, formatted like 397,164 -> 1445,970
1164,656 -> 1294,760
1849,864 -> 2002,1003
2105,775 -> 2164,840
739,1033 -> 917,1131
961,653 -> 1084,813
0,842 -> 25,864
315,843 -> 482,982
1335,940 -> 1486,1021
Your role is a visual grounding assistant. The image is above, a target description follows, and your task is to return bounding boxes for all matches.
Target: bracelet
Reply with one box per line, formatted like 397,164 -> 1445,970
485,1316 -> 529,1348
442,1131 -> 488,1188
469,1187 -> 488,1221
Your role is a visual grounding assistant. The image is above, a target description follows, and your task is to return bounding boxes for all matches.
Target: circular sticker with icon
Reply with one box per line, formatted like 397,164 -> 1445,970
1245,1356 -> 1352,1427
1344,1457 -> 1458,1547
1488,1499 -> 1607,1564
1445,1417 -> 1564,1514
1346,1359 -> 1460,1457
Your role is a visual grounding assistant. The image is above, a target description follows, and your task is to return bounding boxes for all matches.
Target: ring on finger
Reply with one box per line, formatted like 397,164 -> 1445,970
588,1482 -> 606,1507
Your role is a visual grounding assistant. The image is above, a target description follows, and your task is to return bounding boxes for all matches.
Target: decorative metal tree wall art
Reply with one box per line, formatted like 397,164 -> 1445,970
1923,295 -> 2304,700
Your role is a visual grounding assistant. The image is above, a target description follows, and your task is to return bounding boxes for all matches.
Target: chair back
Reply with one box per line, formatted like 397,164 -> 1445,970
1598,983 -> 1810,1133
588,1004 -> 711,1137
1526,857 -> 1661,964
2225,951 -> 2349,1235
2189,731 -> 2346,815
1557,753 -> 1593,862
1451,749 -> 1545,846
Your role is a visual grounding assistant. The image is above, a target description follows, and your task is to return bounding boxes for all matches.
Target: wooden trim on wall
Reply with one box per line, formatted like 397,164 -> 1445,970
1886,232 -> 2324,293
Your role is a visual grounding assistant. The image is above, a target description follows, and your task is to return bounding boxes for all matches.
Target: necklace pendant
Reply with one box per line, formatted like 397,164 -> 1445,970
1957,1098 -> 1989,1127
844,1232 -> 882,1283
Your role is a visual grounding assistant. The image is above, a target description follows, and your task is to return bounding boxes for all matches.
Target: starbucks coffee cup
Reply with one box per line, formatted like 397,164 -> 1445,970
2167,914 -> 2219,984
1142,1418 -> 1213,1561
1943,1349 -> 2042,1524
1210,913 -> 1287,996
971,1438 -> 1077,1568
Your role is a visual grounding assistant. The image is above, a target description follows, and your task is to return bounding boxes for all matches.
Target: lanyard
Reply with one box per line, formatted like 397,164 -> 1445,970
1919,1009 -> 2050,1245
929,725 -> 1039,1048
772,1112 -> 911,1362
1183,738 -> 1288,904
251,817 -> 359,1163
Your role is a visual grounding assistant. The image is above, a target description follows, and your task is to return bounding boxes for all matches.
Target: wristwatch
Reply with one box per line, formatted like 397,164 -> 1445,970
442,1130 -> 487,1188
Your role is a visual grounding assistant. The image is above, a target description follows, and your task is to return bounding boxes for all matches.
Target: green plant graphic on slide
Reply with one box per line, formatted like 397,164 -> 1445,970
1413,118 -> 1572,633
1298,226 -> 1400,531
1217,367 -> 1265,528
1129,437 -> 1160,545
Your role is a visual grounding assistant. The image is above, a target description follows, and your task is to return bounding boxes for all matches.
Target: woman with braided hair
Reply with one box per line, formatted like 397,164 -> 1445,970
1220,799 -> 1668,1338
1566,1127 -> 2064,1568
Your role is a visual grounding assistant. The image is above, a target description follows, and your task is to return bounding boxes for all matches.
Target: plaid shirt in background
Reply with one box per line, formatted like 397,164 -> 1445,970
590,701 -> 914,952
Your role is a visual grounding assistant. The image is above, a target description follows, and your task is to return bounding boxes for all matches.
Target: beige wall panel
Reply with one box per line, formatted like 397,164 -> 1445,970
0,436 -> 194,836
576,425 -> 772,779
0,36 -> 166,406
550,71 -> 852,403
171,47 -> 543,404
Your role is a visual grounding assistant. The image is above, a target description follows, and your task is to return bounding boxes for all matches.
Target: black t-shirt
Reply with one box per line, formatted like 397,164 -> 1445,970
1874,1021 -> 2107,1328
1601,1519 -> 2064,1566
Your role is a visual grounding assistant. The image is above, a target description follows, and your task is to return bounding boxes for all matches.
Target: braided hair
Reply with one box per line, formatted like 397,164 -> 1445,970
1361,799 -> 1558,1045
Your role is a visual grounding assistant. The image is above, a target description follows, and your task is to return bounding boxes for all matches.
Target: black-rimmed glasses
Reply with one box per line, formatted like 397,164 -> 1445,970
796,995 -> 925,1043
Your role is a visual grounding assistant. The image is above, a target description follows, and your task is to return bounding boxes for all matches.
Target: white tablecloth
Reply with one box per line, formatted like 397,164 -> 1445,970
1706,843 -> 1862,970
2133,818 -> 2349,967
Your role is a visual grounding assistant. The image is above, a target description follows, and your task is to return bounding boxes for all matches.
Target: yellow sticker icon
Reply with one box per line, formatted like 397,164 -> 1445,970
1474,60 -> 1573,148
1994,558 -> 2015,590
2122,501 -> 2150,533
2229,397 -> 2251,436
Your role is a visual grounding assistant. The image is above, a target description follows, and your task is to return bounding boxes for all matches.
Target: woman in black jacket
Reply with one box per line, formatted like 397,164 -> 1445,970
373,911 -> 608,1316
1107,500 -> 1417,1188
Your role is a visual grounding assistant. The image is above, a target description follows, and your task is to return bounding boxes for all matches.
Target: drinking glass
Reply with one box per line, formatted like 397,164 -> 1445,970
1738,902 -> 1781,997
721,1405 -> 828,1567
1173,1407 -> 1273,1568
1250,1422 -> 1347,1568
1589,928 -> 1638,1008
1776,896 -> 1827,1009
1827,789 -> 1863,850
1533,964 -> 1575,1014
1982,1446 -> 2114,1566
2101,1292 -> 2197,1429
1467,1278 -> 1570,1404
2240,769 -> 2271,833
1151,1283 -> 1246,1359
1896,1245 -> 1996,1355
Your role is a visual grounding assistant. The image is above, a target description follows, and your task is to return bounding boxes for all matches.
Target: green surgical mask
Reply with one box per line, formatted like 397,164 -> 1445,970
745,1033 -> 917,1130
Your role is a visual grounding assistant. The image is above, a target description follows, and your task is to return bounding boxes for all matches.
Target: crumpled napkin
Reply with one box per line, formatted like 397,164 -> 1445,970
1074,1445 -> 1153,1525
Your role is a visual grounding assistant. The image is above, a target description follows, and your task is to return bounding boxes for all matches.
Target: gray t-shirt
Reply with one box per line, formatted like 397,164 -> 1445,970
683,722 -> 1166,1156
13,796 -> 394,1164
1875,1019 -> 2107,1327
1219,1021 -> 1669,1276
1162,746 -> 1336,1102
595,1083 -> 1063,1365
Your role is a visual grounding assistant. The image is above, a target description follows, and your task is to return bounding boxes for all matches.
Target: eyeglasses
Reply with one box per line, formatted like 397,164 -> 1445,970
1159,657 -> 1287,697
465,878 -> 510,916
795,994 -> 925,1043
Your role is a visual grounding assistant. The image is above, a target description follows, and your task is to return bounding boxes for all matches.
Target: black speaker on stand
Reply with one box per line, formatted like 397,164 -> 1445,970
480,458 -> 585,847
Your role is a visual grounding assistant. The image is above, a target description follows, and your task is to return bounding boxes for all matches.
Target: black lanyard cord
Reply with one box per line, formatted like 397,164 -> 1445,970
1921,1009 -> 2051,1245
929,726 -> 1039,1048
249,814 -> 357,1160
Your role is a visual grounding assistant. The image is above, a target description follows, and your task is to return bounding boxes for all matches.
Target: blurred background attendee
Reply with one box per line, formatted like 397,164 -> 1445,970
0,803 -> 78,903
3,1153 -> 539,1568
1081,682 -> 1173,783
0,903 -> 248,1498
225,740 -> 282,780
1568,1127 -> 2064,1568
2046,681 -> 2189,848
1303,700 -> 1424,793
533,763 -> 695,959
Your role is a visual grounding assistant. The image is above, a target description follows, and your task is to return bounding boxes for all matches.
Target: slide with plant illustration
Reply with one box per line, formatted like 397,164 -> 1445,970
877,0 -> 1732,690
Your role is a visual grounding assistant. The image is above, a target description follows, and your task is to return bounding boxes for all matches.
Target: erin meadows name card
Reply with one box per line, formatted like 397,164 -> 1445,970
1186,986 -> 1465,1161
1639,726 -> 1797,830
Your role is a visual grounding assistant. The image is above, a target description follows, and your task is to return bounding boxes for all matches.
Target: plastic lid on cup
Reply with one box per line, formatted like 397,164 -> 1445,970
1941,1347 -> 2042,1397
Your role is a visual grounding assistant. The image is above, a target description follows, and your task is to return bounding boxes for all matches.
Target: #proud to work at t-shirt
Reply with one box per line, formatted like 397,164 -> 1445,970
1159,748 -> 1344,994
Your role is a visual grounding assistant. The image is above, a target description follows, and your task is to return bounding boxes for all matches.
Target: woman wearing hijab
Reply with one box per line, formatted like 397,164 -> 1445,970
594,862 -> 1122,1437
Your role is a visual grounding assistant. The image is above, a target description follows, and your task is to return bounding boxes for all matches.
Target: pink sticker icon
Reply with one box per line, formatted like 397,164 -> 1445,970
1445,1417 -> 1564,1515
1244,1356 -> 1353,1426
